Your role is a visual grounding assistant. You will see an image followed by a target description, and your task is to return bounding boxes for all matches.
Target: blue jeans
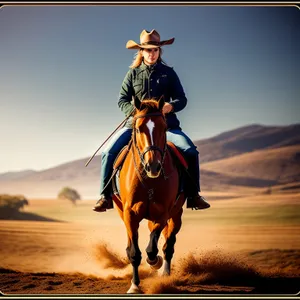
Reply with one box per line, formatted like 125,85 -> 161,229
99,127 -> 201,196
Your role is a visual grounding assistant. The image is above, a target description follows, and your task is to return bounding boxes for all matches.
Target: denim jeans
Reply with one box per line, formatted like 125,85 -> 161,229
99,127 -> 200,196
167,129 -> 201,195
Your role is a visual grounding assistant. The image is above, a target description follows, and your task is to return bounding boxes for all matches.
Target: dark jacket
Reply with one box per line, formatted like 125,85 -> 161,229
118,61 -> 187,129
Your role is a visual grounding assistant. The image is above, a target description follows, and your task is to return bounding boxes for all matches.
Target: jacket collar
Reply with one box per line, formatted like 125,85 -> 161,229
137,61 -> 162,74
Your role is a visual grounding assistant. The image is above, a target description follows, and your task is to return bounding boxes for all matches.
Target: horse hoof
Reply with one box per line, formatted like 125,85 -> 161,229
127,282 -> 142,294
147,255 -> 163,270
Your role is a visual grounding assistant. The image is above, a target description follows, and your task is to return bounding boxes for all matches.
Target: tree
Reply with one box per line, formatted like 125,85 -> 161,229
57,187 -> 81,206
0,194 -> 29,214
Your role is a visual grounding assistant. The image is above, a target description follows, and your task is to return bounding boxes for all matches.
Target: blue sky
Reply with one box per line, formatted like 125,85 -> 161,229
0,4 -> 299,173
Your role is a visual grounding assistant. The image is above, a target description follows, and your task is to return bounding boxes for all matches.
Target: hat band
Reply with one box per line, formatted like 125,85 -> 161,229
141,41 -> 160,46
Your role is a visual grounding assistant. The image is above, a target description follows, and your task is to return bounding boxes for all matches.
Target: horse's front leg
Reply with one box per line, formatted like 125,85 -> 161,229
162,207 -> 183,276
145,221 -> 165,270
123,208 -> 142,294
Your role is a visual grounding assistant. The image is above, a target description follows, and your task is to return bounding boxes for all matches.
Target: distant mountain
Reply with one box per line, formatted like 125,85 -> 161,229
194,123 -> 300,163
0,170 -> 37,181
0,123 -> 299,198
10,156 -> 102,182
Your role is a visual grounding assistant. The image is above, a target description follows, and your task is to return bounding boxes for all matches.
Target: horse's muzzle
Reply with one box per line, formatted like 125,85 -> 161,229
145,161 -> 162,178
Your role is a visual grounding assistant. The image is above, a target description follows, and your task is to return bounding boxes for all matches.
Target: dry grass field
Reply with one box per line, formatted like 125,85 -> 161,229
1,190 -> 300,295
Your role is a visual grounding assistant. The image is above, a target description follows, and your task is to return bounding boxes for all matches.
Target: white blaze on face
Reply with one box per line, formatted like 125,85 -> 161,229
146,119 -> 155,145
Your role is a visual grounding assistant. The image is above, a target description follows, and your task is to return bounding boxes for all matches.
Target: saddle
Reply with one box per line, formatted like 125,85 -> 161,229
113,141 -> 132,170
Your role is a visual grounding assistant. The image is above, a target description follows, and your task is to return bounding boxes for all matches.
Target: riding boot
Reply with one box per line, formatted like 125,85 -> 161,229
184,154 -> 210,210
93,182 -> 114,212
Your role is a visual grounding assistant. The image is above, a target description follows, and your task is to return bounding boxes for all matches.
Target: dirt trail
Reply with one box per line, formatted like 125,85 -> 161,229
1,244 -> 300,295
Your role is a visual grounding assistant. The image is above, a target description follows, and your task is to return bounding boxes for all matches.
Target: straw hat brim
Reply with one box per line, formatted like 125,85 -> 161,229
126,38 -> 175,49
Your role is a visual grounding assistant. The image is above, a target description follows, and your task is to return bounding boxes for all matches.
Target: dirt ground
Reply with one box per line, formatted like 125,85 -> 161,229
1,194 -> 300,296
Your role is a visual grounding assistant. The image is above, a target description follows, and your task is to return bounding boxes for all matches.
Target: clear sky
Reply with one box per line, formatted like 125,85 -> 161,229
0,3 -> 299,173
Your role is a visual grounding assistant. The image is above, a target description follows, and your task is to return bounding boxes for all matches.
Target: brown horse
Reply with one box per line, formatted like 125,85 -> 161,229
112,97 -> 186,294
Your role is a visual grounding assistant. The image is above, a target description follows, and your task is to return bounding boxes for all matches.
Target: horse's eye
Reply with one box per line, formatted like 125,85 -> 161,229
136,128 -> 140,134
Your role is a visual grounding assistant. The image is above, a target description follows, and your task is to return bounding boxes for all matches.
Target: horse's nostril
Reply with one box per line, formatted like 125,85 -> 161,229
145,163 -> 151,172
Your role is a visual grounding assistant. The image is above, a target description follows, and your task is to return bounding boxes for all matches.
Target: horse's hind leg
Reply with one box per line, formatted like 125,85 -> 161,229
146,221 -> 164,270
124,210 -> 142,294
162,208 -> 183,276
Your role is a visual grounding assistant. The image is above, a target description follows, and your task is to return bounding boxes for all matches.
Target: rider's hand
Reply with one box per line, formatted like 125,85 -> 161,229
162,103 -> 174,114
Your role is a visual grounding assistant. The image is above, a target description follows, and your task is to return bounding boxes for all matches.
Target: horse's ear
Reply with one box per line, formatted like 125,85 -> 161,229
158,96 -> 165,111
134,96 -> 142,110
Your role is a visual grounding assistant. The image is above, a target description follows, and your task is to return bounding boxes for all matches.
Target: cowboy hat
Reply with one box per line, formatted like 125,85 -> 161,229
126,29 -> 175,49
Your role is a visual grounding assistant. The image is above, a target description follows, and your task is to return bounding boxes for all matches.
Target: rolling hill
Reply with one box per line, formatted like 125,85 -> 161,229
201,144 -> 300,185
194,123 -> 300,163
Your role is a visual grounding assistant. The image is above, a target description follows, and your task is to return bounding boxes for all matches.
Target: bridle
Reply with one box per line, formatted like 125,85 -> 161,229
132,112 -> 167,178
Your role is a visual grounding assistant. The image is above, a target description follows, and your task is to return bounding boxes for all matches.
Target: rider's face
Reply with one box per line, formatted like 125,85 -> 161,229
142,48 -> 160,65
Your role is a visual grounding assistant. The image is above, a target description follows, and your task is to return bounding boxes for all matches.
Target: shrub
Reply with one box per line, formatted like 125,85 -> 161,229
0,194 -> 29,212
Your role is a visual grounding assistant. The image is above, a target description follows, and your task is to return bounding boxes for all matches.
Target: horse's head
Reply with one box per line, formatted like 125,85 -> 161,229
132,97 -> 167,178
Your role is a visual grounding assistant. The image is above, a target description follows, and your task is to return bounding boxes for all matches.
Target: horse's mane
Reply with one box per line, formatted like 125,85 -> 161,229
137,99 -> 162,114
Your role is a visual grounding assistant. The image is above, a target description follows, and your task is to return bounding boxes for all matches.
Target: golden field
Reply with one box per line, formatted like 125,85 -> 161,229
1,190 -> 300,295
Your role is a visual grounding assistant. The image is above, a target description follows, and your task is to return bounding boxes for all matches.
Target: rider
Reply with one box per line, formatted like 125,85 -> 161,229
93,29 -> 210,212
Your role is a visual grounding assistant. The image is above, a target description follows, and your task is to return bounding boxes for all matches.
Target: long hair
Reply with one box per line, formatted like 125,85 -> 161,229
129,48 -> 168,69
